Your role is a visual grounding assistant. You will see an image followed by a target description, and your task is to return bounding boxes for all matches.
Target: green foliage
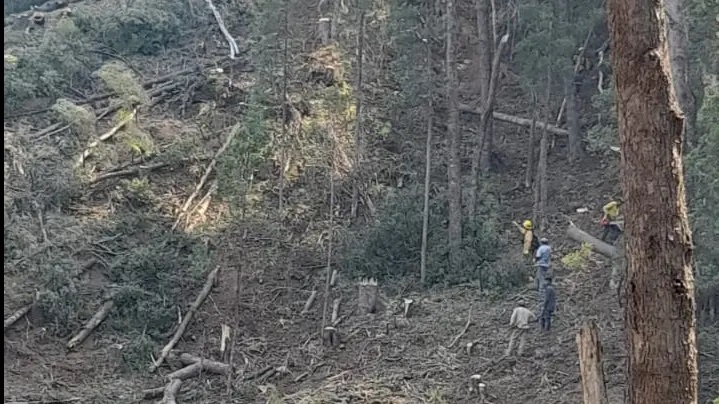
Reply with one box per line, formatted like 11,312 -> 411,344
586,79 -> 618,154
561,242 -> 592,270
39,262 -> 81,337
687,77 -> 719,279
514,0 -> 603,91
217,104 -> 271,213
75,1 -> 182,55
343,185 -> 500,287
4,18 -> 94,111
52,99 -> 97,139
96,62 -> 149,106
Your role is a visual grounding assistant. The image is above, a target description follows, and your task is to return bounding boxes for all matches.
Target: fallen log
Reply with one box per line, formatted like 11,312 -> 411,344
67,298 -> 115,350
576,321 -> 609,404
459,104 -> 570,137
160,379 -> 182,404
566,223 -> 618,258
166,356 -> 231,380
149,266 -> 221,372
301,290 -> 318,315
89,161 -> 172,185
4,303 -> 33,330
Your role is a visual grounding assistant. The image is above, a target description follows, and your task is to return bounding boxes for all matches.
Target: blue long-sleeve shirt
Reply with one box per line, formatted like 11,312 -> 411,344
536,245 -> 551,267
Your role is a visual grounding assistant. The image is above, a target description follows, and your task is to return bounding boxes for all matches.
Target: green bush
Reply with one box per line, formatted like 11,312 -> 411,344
75,1 -> 182,56
342,185 -> 500,287
4,19 -> 94,111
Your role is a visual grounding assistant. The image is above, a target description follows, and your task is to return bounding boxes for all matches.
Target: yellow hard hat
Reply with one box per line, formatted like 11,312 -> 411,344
523,220 -> 532,230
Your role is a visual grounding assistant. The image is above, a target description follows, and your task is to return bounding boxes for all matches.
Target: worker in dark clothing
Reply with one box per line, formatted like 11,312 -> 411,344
540,277 -> 556,331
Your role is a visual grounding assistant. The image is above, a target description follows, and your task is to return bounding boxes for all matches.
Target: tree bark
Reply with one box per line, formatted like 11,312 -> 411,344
351,12 -> 365,218
607,0 -> 698,402
420,25 -> 433,286
278,9 -> 289,216
576,321 -> 609,404
524,91 -> 538,189
533,70 -> 551,230
665,0 -> 697,149
566,73 -> 582,161
445,0 -> 462,273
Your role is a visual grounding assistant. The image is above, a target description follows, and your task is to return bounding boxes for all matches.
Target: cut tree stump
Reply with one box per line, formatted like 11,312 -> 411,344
576,321 -> 609,404
566,223 -> 618,258
357,278 -> 378,314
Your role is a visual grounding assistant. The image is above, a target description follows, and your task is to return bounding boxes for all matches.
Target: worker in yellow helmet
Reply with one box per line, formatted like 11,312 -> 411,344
600,198 -> 624,245
512,219 -> 539,258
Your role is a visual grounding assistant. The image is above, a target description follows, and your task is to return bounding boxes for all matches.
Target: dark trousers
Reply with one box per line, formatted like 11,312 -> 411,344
601,224 -> 621,244
540,310 -> 553,331
536,265 -> 549,292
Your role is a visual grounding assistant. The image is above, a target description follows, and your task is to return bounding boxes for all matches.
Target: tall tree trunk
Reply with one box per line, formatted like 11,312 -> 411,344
420,17 -> 433,286
566,73 -> 582,161
446,0 -> 462,273
533,70 -> 551,230
476,0 -> 494,174
351,13 -> 365,218
278,9 -> 289,216
665,0 -> 697,149
525,92 -> 538,189
467,0 -> 493,218
607,0 -> 698,403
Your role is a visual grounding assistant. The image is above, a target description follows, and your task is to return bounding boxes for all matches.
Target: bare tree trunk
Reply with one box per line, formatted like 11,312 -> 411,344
445,0 -> 462,273
474,0 -> 492,176
525,91 -> 538,189
278,9 -> 289,215
665,0 -> 697,149
576,322 -> 609,404
533,70 -> 551,230
350,13 -> 365,219
566,73 -> 582,161
320,125 -> 336,337
607,0 -> 698,402
420,24 -> 433,286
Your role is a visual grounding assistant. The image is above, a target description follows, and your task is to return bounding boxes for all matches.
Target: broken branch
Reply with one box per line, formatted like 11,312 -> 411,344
301,290 -> 318,315
75,108 -> 137,168
459,104 -> 570,136
149,266 -> 221,372
448,308 -> 472,348
172,126 -> 239,231
205,0 -> 240,59
67,298 -> 115,350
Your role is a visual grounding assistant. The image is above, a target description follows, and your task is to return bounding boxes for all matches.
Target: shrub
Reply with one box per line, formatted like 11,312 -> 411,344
96,62 -> 149,106
561,242 -> 592,271
75,1 -> 183,56
52,98 -> 97,139
342,185 -> 500,287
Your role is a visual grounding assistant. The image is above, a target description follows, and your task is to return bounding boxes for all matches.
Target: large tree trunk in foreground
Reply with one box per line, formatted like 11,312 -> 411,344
607,0 -> 698,403
576,322 -> 609,404
566,223 -> 618,258
445,0 -> 462,274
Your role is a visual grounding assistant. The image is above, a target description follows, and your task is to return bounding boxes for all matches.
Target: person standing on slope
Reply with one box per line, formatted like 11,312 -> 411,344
535,237 -> 551,292
540,277 -> 556,331
512,219 -> 539,260
506,300 -> 537,356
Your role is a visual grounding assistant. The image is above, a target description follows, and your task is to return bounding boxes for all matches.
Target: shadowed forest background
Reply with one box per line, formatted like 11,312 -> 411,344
3,0 -> 718,403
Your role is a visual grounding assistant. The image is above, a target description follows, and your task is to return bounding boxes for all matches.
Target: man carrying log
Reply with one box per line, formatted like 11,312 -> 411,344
535,238 -> 551,292
600,198 -> 623,245
540,277 -> 556,332
506,299 -> 536,356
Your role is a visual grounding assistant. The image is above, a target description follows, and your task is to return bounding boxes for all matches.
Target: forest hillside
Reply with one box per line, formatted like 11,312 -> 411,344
4,0 -> 718,403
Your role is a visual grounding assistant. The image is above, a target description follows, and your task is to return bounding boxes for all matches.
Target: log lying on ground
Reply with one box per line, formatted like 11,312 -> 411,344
166,354 -> 231,380
149,266 -> 221,372
566,223 -> 618,258
459,103 -> 570,136
576,321 -> 609,404
67,298 -> 115,350
160,379 -> 182,404
4,304 -> 33,330
301,290 -> 318,315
